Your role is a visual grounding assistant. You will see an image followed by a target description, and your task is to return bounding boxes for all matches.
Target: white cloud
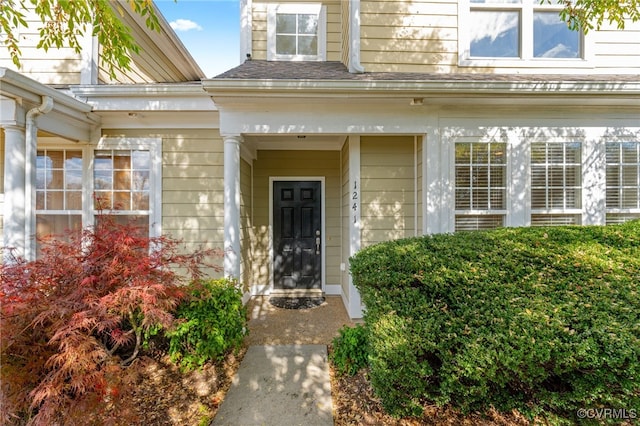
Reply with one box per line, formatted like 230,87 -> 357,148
169,19 -> 203,32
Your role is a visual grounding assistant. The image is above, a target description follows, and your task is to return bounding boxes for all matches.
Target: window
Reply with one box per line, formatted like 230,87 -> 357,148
267,3 -> 326,61
606,141 -> 640,224
94,149 -> 151,229
531,141 -> 582,225
460,0 -> 585,66
455,142 -> 507,231
36,149 -> 84,248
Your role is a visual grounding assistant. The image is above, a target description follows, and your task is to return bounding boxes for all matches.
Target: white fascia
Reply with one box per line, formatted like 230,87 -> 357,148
0,68 -> 100,140
70,84 -> 218,112
204,78 -> 640,108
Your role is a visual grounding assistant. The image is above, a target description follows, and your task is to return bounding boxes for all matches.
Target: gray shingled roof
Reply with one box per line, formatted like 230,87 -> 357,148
214,60 -> 640,83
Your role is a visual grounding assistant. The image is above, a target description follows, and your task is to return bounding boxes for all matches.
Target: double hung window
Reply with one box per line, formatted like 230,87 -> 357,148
530,141 -> 582,225
606,141 -> 640,224
267,3 -> 326,61
454,142 -> 507,231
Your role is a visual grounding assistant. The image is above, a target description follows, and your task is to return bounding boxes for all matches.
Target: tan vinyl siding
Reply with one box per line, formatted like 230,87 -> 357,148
251,150 -> 341,289
251,1 -> 342,61
340,0 -> 350,66
360,1 -> 640,74
361,136 -> 415,247
360,0 -> 458,73
0,130 -> 4,236
101,129 -> 225,276
340,140 -> 350,299
240,158 -> 253,292
590,21 -> 640,73
0,10 -> 83,84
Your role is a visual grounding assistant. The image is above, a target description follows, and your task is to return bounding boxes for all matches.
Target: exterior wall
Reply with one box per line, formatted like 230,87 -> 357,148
240,157 -> 253,292
251,149 -> 341,291
360,0 -> 458,73
101,128 -> 226,274
0,9 -> 84,84
360,136 -> 415,247
340,139 -> 350,301
359,0 -> 640,74
250,0 -> 342,61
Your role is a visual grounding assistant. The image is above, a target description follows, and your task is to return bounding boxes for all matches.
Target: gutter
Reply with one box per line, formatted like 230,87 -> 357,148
24,95 -> 54,260
203,78 -> 640,97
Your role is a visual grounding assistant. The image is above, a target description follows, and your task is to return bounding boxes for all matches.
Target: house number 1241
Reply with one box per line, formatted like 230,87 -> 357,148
352,181 -> 359,224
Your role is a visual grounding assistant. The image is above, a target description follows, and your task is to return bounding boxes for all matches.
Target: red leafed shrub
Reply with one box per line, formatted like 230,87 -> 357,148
0,216 -> 223,425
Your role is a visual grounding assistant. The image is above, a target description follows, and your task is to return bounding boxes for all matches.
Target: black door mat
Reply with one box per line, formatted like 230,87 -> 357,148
269,296 -> 326,310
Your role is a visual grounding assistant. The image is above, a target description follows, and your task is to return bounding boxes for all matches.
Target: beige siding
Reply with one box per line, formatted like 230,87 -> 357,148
102,129 -> 225,276
340,140 -> 350,299
361,136 -> 415,247
360,0 -> 640,74
251,0 -> 343,61
251,150 -> 342,289
0,130 -> 4,237
360,0 -> 458,73
240,158 -> 253,292
0,9 -> 83,84
340,0 -> 350,66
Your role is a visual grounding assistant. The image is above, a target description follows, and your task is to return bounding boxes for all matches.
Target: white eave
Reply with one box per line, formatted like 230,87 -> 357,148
70,83 -> 217,111
118,2 -> 206,81
0,67 -> 100,140
203,77 -> 640,107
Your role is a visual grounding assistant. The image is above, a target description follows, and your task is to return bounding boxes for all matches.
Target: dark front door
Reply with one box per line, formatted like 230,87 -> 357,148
273,181 -> 322,290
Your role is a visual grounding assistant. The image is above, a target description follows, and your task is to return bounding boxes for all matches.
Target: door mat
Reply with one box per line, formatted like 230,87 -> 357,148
269,296 -> 326,310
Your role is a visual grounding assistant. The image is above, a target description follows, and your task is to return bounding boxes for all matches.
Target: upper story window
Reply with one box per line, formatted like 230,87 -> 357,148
267,3 -> 326,61
459,0 -> 588,67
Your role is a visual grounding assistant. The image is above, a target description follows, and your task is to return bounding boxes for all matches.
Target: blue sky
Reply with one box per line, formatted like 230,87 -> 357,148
155,0 -> 241,78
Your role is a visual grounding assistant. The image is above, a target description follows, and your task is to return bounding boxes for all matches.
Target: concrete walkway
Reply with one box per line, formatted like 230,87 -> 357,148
211,344 -> 334,426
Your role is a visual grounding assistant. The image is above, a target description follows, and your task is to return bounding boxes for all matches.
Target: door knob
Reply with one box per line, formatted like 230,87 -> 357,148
315,230 -> 320,254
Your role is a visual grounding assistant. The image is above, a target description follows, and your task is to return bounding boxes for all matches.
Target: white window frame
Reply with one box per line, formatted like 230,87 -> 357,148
267,3 -> 327,61
605,139 -> 640,224
89,137 -> 162,238
458,0 -> 594,68
34,141 -> 90,251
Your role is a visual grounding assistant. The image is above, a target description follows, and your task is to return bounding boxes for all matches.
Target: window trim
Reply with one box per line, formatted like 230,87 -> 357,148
453,138 -> 509,231
91,137 -> 162,238
605,139 -> 640,215
457,0 -> 594,68
266,3 -> 327,61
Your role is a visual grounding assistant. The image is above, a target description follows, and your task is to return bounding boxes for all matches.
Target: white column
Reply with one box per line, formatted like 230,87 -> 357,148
348,135 -> 362,318
224,135 -> 242,280
3,125 -> 26,260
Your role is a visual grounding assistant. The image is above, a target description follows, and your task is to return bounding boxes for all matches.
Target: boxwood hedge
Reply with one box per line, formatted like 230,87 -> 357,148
350,221 -> 640,422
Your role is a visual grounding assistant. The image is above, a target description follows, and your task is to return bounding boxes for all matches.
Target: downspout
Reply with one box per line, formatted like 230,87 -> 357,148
349,0 -> 365,73
24,96 -> 54,260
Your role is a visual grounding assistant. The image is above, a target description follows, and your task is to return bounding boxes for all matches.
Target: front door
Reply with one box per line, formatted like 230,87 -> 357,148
273,180 -> 322,291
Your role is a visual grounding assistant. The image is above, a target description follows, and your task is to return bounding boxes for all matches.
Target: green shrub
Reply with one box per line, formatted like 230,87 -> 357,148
330,324 -> 370,376
167,278 -> 247,371
350,221 -> 640,421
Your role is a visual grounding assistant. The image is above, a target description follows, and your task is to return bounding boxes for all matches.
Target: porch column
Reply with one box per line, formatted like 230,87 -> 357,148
3,125 -> 26,260
223,135 -> 242,280
348,135 -> 363,318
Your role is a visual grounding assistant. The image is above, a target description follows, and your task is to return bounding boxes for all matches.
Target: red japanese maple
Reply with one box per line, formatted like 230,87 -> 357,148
1,216 -> 222,425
